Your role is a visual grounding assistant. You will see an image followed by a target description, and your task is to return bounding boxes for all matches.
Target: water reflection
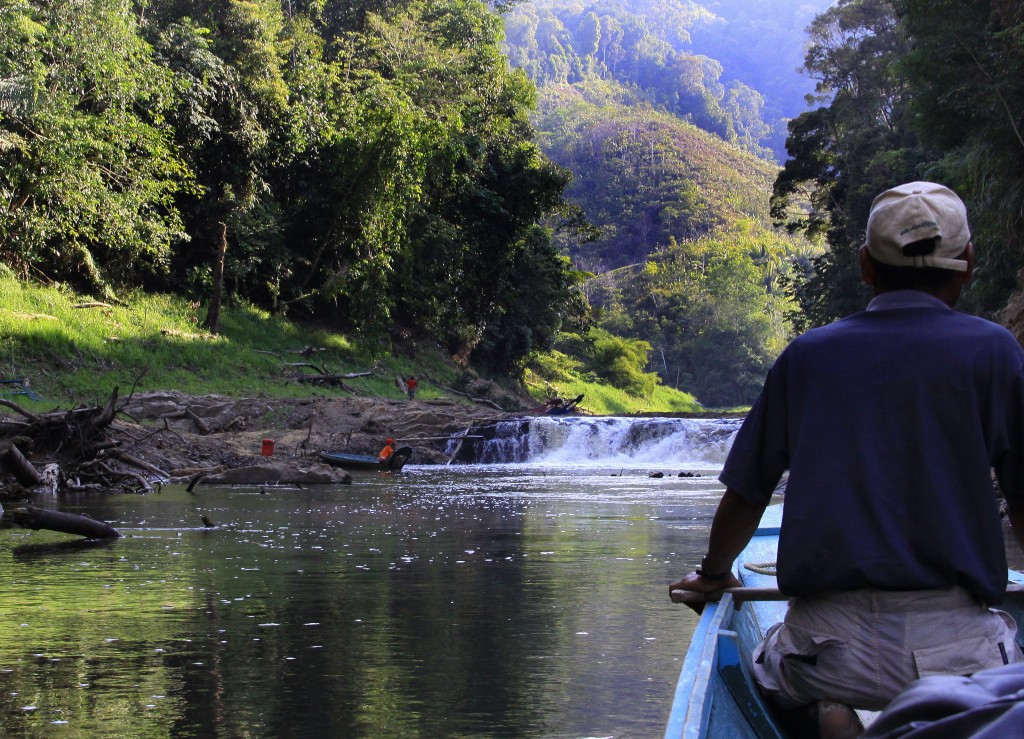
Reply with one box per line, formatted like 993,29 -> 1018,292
0,465 -> 722,737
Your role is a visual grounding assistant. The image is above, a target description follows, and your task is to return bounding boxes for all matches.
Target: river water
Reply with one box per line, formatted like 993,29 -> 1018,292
0,417 -> 736,737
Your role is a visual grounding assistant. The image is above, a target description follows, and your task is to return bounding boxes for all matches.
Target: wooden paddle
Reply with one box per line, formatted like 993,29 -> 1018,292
670,587 -> 787,607
671,584 -> 1024,607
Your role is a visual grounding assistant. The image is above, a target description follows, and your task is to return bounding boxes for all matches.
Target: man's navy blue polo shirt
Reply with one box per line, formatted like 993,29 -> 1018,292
721,291 -> 1024,604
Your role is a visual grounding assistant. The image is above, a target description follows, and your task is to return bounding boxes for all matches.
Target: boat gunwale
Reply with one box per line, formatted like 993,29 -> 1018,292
664,593 -> 736,738
665,508 -> 784,739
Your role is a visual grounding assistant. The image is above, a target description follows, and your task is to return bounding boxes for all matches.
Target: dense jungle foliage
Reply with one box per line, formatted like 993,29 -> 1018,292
3,0 -> 1024,410
0,0 -> 586,377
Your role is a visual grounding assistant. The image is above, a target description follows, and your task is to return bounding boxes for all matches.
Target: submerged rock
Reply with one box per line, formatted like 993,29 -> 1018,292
199,461 -> 352,486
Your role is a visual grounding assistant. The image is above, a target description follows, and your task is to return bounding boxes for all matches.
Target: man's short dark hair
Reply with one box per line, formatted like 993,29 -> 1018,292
870,238 -> 964,293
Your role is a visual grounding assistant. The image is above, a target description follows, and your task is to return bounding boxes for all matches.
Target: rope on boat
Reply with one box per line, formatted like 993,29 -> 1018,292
743,561 -> 777,576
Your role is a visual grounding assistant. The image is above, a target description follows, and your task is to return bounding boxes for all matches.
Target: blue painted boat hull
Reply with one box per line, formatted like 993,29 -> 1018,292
665,505 -> 1024,738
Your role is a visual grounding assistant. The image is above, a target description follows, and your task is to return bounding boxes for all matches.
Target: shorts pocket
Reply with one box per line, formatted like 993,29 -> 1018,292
913,635 -> 1003,678
774,622 -> 846,661
753,622 -> 848,706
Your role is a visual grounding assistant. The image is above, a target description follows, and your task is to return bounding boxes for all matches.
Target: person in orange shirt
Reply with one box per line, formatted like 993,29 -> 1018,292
378,438 -> 396,463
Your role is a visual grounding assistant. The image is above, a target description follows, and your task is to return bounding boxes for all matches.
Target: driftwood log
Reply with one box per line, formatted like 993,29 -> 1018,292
2,445 -> 42,487
295,374 -> 365,389
3,505 -> 120,539
257,351 -> 374,389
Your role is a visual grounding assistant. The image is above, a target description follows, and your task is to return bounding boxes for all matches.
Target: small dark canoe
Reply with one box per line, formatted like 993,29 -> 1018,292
319,446 -> 412,472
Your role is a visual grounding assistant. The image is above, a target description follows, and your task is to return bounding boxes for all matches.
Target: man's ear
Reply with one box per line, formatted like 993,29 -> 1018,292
961,242 -> 975,283
859,245 -> 876,287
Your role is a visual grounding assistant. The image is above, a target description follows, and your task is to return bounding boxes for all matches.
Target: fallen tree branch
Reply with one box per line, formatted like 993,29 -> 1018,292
285,362 -> 328,374
82,440 -> 120,457
423,376 -> 505,411
0,398 -> 40,421
296,372 -> 371,385
108,450 -> 167,478
2,445 -> 42,487
186,408 -> 211,435
94,387 -> 119,427
121,470 -> 153,492
3,505 -> 121,539
289,346 -> 327,357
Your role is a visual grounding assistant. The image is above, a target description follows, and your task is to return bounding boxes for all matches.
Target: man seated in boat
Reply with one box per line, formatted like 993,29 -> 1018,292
378,438 -> 396,463
670,182 -> 1024,733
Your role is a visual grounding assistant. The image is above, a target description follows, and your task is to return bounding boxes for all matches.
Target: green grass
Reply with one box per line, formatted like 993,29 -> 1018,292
0,274 -> 455,407
523,367 -> 707,416
0,274 -> 738,415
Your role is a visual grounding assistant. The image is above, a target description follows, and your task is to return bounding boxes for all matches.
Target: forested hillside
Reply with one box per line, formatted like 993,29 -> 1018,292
506,0 -> 1024,406
503,0 -> 834,161
537,83 -> 778,269
529,83 -> 808,405
688,0 -> 835,153
502,1 -> 824,405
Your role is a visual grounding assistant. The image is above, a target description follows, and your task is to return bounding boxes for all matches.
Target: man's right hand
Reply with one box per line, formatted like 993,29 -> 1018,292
668,570 -> 743,614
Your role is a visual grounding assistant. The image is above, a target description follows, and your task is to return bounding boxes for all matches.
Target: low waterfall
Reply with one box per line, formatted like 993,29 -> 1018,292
449,416 -> 742,467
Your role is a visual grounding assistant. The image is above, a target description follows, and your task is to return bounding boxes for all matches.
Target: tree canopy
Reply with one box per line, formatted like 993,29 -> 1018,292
773,0 -> 1024,327
0,0 -> 581,374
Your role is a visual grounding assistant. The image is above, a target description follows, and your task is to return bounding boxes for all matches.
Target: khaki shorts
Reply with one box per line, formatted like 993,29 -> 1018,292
751,587 -> 1023,711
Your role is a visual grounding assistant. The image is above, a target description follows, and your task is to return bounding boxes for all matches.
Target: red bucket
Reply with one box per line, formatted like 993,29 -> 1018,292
261,438 -> 275,456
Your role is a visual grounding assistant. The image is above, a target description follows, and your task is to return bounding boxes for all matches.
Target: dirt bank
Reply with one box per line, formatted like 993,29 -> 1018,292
0,389 -> 515,497
117,391 -> 513,476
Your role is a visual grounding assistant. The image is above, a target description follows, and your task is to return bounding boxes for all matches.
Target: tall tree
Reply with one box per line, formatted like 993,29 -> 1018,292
896,0 -> 1024,311
0,0 -> 189,293
772,0 -> 919,329
147,0 -> 291,307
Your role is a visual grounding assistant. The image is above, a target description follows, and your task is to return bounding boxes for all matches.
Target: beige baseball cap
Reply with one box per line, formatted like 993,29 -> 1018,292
865,182 -> 971,272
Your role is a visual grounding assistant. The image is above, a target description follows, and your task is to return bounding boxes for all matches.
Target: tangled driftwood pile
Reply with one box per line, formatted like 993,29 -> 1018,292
0,388 -> 143,495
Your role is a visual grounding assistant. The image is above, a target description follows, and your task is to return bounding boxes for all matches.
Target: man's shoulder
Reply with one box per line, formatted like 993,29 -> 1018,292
945,311 -> 1023,346
781,308 -> 1023,363
800,305 -> 1015,337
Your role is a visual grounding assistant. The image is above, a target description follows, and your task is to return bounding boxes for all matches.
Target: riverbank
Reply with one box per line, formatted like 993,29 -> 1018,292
119,391 -> 512,474
0,389 -> 515,499
1,381 -> 740,498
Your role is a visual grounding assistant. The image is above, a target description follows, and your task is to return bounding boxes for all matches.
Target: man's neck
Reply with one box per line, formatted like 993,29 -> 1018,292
872,284 -> 960,308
